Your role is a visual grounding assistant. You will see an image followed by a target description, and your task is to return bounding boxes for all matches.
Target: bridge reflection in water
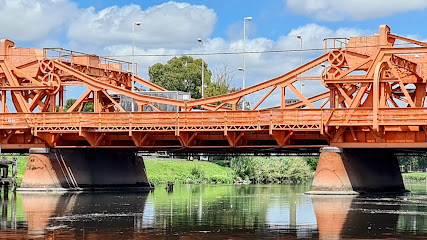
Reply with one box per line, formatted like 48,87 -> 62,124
0,184 -> 426,239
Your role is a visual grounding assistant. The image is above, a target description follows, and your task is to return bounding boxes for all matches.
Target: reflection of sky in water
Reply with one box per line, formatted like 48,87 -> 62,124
1,183 -> 427,239
140,201 -> 154,229
265,193 -> 316,227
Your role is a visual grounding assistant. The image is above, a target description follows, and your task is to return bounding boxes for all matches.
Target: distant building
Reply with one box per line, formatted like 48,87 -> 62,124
119,91 -> 191,112
286,99 -> 300,105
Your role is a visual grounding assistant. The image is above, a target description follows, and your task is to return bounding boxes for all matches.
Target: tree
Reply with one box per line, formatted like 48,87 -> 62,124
64,99 -> 94,112
205,63 -> 239,98
398,156 -> 427,171
149,56 -> 212,99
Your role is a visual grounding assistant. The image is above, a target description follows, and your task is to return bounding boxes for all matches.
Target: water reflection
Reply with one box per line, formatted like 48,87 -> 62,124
311,195 -> 355,240
0,184 -> 427,239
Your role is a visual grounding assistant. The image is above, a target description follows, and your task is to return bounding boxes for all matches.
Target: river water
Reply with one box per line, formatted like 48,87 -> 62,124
0,183 -> 427,239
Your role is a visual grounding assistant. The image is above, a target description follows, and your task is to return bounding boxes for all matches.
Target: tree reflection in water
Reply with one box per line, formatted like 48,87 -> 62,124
0,184 -> 426,239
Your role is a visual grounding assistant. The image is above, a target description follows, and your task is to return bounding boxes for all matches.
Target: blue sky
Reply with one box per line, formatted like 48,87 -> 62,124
64,0 -> 427,41
2,0 -> 427,104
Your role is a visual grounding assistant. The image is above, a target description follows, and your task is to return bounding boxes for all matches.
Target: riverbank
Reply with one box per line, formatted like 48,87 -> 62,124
402,172 -> 427,182
11,156 -> 315,186
9,156 -> 427,186
11,156 -> 239,185
145,158 -> 236,184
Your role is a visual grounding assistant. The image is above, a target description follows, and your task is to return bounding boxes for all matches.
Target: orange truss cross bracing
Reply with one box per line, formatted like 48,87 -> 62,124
1,25 -> 427,152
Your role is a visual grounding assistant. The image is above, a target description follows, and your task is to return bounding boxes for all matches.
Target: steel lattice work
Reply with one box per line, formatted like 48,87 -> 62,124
1,25 -> 427,152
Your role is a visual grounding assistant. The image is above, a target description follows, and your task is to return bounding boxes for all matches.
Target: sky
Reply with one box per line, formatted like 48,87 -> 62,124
2,0 -> 427,107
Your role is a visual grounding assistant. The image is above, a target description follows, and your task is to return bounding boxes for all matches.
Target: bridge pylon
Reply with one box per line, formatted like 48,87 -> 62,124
307,147 -> 405,194
19,149 -> 152,191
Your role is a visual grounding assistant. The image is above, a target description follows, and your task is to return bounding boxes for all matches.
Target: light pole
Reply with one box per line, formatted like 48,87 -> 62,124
197,38 -> 205,99
296,35 -> 303,94
238,67 -> 244,109
243,16 -> 252,110
131,21 -> 141,112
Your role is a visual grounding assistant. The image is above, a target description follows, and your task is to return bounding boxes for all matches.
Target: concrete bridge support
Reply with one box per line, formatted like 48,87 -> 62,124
308,147 -> 405,194
19,148 -> 152,191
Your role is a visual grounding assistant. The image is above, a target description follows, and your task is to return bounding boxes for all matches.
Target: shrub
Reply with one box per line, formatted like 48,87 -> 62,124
230,156 -> 312,184
190,166 -> 205,182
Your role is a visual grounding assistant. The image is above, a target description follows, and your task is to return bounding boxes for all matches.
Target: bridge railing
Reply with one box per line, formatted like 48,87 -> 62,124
378,108 -> 427,125
327,108 -> 374,126
0,114 -> 31,129
3,108 -> 427,132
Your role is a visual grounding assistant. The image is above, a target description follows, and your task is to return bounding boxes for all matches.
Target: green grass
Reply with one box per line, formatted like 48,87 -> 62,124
15,156 -> 27,186
145,158 -> 236,184
13,157 -> 236,186
402,172 -> 427,181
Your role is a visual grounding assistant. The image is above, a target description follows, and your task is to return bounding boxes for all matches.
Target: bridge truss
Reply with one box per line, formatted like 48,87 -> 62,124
1,25 -> 427,152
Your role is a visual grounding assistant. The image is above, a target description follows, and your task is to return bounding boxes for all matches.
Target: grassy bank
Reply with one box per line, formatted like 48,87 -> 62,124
145,159 -> 236,184
402,172 -> 427,182
230,156 -> 313,183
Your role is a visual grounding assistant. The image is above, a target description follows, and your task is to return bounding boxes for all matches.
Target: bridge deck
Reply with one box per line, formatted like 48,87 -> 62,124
0,108 -> 426,151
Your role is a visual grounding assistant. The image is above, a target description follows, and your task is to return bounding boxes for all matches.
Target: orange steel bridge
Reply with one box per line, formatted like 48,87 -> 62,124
1,25 -> 427,153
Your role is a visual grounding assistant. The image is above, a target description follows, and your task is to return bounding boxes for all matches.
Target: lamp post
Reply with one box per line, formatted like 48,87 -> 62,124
296,35 -> 303,94
238,67 -> 244,109
243,16 -> 252,110
197,38 -> 205,99
131,21 -> 141,112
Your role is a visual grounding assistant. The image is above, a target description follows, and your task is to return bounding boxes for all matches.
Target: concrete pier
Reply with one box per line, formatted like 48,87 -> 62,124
19,149 -> 152,191
307,147 -> 406,195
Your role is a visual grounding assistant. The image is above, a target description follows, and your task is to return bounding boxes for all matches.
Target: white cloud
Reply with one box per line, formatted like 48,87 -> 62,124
0,0 -> 78,41
285,0 -> 427,21
0,0 -> 371,108
67,2 -> 217,48
104,23 -> 369,108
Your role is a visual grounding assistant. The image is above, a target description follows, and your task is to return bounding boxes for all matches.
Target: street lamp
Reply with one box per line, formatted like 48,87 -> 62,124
131,21 -> 141,112
243,16 -> 252,110
238,67 -> 244,109
197,38 -> 205,99
296,35 -> 303,95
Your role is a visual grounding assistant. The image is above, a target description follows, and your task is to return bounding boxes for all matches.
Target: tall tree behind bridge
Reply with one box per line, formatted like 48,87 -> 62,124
149,56 -> 212,99
149,56 -> 238,99
205,63 -> 239,98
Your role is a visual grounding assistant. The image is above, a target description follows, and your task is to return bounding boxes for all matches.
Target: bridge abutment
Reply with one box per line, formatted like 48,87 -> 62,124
19,148 -> 152,191
307,147 -> 406,194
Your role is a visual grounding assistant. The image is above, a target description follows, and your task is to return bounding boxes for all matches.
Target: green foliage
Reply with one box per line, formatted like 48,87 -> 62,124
398,156 -> 427,171
230,156 -> 313,183
204,80 -> 230,98
402,172 -> 427,181
303,157 -> 319,171
190,167 -> 205,181
204,64 -> 238,98
64,98 -> 94,112
6,156 -> 28,187
145,159 -> 236,184
148,56 -> 240,100
213,161 -> 230,168
149,56 -> 212,99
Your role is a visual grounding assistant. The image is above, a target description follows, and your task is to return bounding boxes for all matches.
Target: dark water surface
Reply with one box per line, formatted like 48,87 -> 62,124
1,183 -> 427,239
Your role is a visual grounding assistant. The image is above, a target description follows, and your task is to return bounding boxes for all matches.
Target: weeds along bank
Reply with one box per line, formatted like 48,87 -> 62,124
229,156 -> 313,184
402,172 -> 427,182
145,156 -> 315,184
145,159 -> 236,184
